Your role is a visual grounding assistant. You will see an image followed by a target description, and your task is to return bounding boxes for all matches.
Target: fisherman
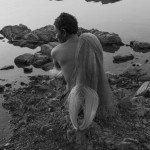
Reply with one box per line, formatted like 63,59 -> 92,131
51,12 -> 115,130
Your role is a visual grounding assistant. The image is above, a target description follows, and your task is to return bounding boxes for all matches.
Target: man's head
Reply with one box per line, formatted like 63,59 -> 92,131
54,12 -> 78,43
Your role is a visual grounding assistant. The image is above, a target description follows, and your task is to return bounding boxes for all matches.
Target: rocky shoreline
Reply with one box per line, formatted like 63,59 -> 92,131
0,24 -> 150,73
0,24 -> 150,149
0,65 -> 150,149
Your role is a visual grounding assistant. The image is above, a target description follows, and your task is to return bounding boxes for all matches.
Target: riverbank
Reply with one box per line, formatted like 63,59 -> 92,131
1,65 -> 150,149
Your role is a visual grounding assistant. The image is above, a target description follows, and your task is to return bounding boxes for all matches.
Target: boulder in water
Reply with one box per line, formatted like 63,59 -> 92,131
113,54 -> 134,63
14,53 -> 35,67
23,67 -> 33,74
0,65 -> 14,70
0,24 -> 31,41
130,40 -> 150,51
0,85 -> 5,93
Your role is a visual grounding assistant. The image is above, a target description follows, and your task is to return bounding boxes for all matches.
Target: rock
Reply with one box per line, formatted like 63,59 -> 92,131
33,53 -> 51,68
144,144 -> 150,150
20,82 -> 27,86
131,62 -> 142,67
0,24 -> 31,41
130,40 -> 150,50
3,143 -> 14,149
2,101 -> 17,111
32,60 -> 47,68
144,59 -> 149,63
0,24 -> 56,49
121,64 -> 142,76
138,75 -> 150,82
0,145 -> 5,150
0,85 -> 5,93
5,83 -> 11,87
0,36 -> 4,40
103,45 -> 121,53
1,24 -> 123,48
98,33 -> 123,46
40,42 -> 59,56
113,54 -> 134,63
8,39 -> 40,49
137,107 -> 146,117
23,67 -> 33,74
142,118 -> 148,124
112,88 -> 125,101
42,62 -> 53,71
105,71 -> 118,80
40,44 -> 53,56
130,96 -> 145,106
23,32 -> 39,41
77,28 -> 123,46
77,27 -> 90,36
136,81 -> 150,98
14,53 -> 35,67
34,52 -> 50,61
117,141 -> 138,150
31,25 -> 56,42
90,29 -> 123,46
66,129 -> 77,143
0,65 -> 14,70
40,124 -> 51,135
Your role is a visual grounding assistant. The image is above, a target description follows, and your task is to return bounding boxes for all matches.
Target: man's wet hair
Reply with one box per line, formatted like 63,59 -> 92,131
54,12 -> 78,34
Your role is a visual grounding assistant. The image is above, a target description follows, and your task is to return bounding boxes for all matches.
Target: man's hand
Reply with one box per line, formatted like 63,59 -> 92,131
49,68 -> 63,78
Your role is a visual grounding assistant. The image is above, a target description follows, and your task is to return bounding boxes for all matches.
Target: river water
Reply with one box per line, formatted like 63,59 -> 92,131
0,0 -> 150,143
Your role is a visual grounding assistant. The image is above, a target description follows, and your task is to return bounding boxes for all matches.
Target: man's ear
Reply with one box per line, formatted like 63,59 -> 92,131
62,29 -> 67,36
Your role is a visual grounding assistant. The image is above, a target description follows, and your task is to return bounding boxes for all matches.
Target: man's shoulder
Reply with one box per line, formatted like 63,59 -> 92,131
51,43 -> 60,54
51,43 -> 65,58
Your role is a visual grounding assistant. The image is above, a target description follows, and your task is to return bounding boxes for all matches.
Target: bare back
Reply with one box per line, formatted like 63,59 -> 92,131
51,36 -> 79,90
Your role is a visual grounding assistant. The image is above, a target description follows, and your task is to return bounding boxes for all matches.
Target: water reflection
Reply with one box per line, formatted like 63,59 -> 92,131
50,0 -> 122,4
103,45 -> 121,53
85,0 -> 122,4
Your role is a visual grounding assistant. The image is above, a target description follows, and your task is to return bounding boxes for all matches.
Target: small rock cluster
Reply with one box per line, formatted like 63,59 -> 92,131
0,24 -> 123,49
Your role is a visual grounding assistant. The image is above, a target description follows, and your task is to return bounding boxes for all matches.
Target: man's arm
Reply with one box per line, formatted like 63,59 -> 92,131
50,47 -> 63,78
51,47 -> 61,69
53,59 -> 61,70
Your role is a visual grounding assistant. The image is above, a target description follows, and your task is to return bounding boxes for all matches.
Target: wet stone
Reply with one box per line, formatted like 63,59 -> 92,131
0,85 -> 5,93
0,65 -> 14,70
23,67 -> 33,74
136,81 -> 150,98
113,54 -> 134,63
5,83 -> 12,87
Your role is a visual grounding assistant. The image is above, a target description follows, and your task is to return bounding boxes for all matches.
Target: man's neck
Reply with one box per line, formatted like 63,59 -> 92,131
67,34 -> 78,42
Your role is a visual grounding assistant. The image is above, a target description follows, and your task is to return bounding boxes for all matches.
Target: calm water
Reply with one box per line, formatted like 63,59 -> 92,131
0,0 -> 150,142
0,0 -> 150,79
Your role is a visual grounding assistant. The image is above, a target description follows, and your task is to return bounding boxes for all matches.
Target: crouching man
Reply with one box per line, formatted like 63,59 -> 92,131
51,12 -> 115,130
